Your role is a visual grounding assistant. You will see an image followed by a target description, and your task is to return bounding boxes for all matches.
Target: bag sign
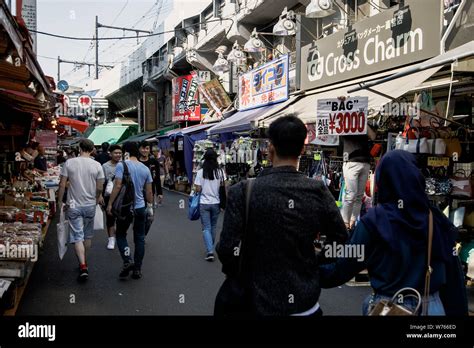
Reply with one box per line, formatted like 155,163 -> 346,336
427,157 -> 450,167
316,97 -> 368,136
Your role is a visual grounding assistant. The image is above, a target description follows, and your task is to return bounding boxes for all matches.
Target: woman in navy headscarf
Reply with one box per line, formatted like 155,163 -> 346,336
320,150 -> 467,315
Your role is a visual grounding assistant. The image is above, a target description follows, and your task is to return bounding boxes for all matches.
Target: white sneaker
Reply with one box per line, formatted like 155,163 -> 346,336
107,237 -> 116,250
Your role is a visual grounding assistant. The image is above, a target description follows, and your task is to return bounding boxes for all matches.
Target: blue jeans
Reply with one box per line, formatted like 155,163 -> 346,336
200,204 -> 220,254
116,207 -> 147,270
363,291 -> 446,315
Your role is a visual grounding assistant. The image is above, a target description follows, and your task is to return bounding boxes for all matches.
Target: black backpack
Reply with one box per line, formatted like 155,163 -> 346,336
112,161 -> 135,220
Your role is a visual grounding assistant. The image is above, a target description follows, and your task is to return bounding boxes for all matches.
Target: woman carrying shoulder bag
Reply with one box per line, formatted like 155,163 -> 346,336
319,150 -> 468,316
194,149 -> 227,262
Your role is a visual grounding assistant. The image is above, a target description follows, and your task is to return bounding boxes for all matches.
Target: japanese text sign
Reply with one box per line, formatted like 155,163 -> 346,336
316,97 -> 368,136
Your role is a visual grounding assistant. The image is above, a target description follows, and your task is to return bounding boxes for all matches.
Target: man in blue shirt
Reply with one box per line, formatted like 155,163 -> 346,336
106,142 -> 154,279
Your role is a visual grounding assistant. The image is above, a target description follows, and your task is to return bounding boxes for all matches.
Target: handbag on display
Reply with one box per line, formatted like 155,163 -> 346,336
426,129 -> 447,155
369,211 -> 434,316
214,178 -> 255,317
402,127 -> 430,154
425,168 -> 452,196
451,170 -> 473,198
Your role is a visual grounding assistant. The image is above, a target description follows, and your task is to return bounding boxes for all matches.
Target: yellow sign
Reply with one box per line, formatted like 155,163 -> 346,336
427,157 -> 450,167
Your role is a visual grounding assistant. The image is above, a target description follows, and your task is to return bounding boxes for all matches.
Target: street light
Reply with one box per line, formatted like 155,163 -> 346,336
306,0 -> 336,18
273,7 -> 297,36
213,52 -> 230,73
227,41 -> 247,65
244,28 -> 265,53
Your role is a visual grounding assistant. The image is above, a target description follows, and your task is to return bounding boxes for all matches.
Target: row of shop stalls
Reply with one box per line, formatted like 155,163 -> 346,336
0,0 -> 63,315
150,39 -> 474,293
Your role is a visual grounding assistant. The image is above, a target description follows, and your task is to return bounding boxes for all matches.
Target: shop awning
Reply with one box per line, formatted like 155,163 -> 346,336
57,117 -> 89,133
87,125 -> 134,146
206,100 -> 295,136
257,65 -> 442,127
119,131 -> 157,144
348,40 -> 474,93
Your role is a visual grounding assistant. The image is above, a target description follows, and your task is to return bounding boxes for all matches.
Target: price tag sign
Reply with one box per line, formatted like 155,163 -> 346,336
316,97 -> 368,136
428,157 -> 450,167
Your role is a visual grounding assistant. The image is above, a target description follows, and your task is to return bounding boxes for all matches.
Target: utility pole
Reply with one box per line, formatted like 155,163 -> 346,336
57,56 -> 113,81
94,16 -> 152,79
95,15 -> 99,79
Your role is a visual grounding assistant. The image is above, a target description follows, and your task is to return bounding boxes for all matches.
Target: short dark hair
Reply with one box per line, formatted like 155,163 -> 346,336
268,115 -> 307,159
101,142 -> 110,151
108,145 -> 122,153
79,139 -> 95,153
139,141 -> 150,149
122,142 -> 140,158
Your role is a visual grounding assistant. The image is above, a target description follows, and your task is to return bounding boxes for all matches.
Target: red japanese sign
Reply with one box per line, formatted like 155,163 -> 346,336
172,75 -> 201,122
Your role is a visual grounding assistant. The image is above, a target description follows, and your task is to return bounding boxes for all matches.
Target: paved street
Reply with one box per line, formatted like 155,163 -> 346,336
17,190 -> 369,316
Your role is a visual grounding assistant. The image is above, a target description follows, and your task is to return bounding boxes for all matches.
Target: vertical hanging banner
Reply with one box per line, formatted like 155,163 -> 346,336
239,55 -> 289,111
144,92 -> 158,131
172,75 -> 201,122
316,97 -> 368,136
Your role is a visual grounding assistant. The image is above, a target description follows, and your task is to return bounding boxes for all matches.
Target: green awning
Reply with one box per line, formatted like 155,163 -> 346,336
157,124 -> 179,136
87,125 -> 135,145
118,131 -> 156,144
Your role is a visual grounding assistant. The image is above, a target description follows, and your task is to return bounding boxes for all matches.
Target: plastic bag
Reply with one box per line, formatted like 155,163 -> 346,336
93,205 -> 104,230
188,192 -> 201,221
57,205 -> 69,260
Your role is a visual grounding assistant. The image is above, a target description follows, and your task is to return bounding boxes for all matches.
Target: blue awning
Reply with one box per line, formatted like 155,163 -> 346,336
206,102 -> 287,136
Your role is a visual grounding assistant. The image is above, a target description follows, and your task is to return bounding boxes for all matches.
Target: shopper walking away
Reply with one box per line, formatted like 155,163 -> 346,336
319,150 -> 468,316
57,139 -> 105,282
340,125 -> 376,230
107,142 -> 154,280
215,115 -> 348,316
153,146 -> 167,191
95,142 -> 111,165
194,149 -> 226,262
139,141 -> 163,208
101,145 -> 122,250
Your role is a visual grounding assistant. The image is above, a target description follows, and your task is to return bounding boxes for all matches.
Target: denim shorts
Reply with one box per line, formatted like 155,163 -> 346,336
67,205 -> 96,243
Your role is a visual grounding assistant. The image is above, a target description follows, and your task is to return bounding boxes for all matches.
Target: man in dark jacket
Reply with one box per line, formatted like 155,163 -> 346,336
216,115 -> 348,316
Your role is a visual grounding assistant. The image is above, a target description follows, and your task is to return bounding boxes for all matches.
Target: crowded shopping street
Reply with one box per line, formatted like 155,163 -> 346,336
0,0 -> 474,345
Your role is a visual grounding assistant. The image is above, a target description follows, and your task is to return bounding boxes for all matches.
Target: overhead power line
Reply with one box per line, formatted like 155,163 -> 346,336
31,18 -> 233,41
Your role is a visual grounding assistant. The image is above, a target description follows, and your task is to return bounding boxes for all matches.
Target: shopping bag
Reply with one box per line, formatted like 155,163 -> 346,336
93,205 -> 104,230
57,206 -> 69,260
188,192 -> 201,221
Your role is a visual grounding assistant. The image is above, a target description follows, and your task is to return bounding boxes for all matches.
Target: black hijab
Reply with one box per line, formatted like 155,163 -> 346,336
361,150 -> 455,263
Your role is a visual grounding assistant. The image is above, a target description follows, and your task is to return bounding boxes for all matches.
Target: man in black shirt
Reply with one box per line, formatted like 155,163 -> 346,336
33,145 -> 48,173
139,142 -> 163,208
216,115 -> 348,316
95,142 -> 111,165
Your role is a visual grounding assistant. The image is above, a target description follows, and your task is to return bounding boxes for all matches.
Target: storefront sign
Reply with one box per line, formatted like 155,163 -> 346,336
428,157 -> 450,167
144,92 -> 157,131
239,55 -> 289,111
77,94 -> 93,109
172,75 -> 201,122
300,0 -> 442,90
316,97 -> 368,137
199,79 -> 232,119
35,130 -> 57,148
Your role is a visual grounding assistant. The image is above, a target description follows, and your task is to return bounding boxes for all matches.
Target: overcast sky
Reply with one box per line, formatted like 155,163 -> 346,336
37,0 -> 164,87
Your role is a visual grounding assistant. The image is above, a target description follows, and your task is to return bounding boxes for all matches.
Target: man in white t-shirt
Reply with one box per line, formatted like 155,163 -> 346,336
57,139 -> 105,282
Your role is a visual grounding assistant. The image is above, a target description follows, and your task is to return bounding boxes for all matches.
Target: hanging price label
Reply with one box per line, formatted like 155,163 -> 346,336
316,97 -> 368,136
428,157 -> 450,167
